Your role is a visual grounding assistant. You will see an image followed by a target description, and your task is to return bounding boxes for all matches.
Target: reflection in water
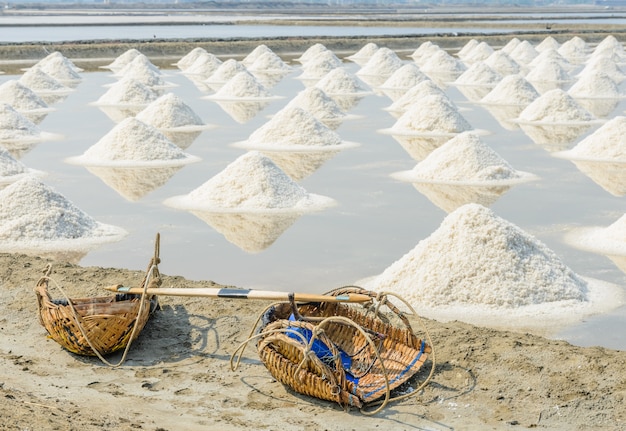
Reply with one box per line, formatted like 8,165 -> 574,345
189,210 -> 301,253
213,100 -> 270,123
412,182 -> 512,213
456,85 -> 494,103
251,71 -> 291,89
327,94 -> 365,112
388,134 -> 449,161
0,140 -> 39,159
97,105 -> 145,123
260,149 -> 341,181
85,165 -> 184,201
607,255 -> 626,274
20,111 -> 51,125
569,160 -> 626,197
519,123 -> 594,151
527,80 -> 568,94
160,130 -> 204,150
481,104 -> 525,131
574,98 -> 621,119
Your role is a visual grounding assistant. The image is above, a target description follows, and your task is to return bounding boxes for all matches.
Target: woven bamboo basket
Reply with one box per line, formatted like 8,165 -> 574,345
233,286 -> 434,413
35,234 -> 161,358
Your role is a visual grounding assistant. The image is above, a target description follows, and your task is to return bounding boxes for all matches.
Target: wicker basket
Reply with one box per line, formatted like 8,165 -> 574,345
35,234 -> 161,358
247,287 -> 433,412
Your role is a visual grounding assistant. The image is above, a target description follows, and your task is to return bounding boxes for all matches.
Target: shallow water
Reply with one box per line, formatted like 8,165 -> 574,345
1,56 -> 625,350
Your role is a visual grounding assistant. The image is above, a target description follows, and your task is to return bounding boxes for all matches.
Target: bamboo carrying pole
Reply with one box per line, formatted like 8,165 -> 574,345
104,285 -> 373,303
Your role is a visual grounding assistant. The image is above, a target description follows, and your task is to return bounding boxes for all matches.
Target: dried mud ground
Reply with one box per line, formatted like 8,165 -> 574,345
0,252 -> 624,431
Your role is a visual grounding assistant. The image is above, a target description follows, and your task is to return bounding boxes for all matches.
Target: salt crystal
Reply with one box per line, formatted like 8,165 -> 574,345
0,103 -> 44,142
517,88 -> 595,124
529,48 -> 571,70
387,80 -> 449,113
367,203 -> 588,310
568,71 -> 623,99
113,56 -> 168,88
282,87 -> 347,124
591,35 -> 626,59
298,50 -> 343,80
535,36 -> 560,52
135,93 -> 206,130
33,52 -> 82,82
164,151 -> 335,212
456,39 -> 480,59
578,56 -> 626,83
238,106 -> 346,150
410,41 -> 442,65
175,47 -> 208,70
419,49 -> 467,74
242,44 -> 274,66
103,49 -> 143,72
182,52 -> 223,77
479,74 -> 539,106
205,59 -> 248,84
461,41 -> 494,64
525,58 -> 571,83
356,47 -> 403,77
19,67 -> 70,94
0,177 -> 126,245
67,117 -> 199,166
346,42 -> 380,61
315,68 -> 370,95
509,40 -> 539,65
558,37 -> 589,63
247,51 -> 291,73
393,132 -> 533,184
0,80 -> 50,113
454,62 -> 502,86
0,146 -> 40,184
483,50 -> 521,76
557,116 -> 626,162
501,37 -> 522,54
379,63 -> 429,89
95,78 -> 158,106
387,94 -> 472,135
207,71 -> 274,100
296,43 -> 330,64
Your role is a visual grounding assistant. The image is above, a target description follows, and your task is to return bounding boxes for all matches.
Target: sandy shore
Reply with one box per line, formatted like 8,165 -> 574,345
0,251 -> 624,431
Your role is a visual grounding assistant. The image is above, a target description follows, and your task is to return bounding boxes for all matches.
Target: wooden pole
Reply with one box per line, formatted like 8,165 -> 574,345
104,285 -> 373,303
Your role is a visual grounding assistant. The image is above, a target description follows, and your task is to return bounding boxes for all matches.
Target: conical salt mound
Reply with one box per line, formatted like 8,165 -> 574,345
299,51 -> 342,79
480,74 -> 539,106
0,146 -> 36,181
568,71 -> 623,99
242,44 -> 274,66
456,39 -> 480,59
0,80 -> 50,112
517,88 -> 594,123
183,52 -> 223,77
70,118 -> 198,166
19,67 -> 69,94
509,40 -> 539,65
380,63 -> 429,89
410,41 -> 442,65
368,203 -> 587,308
525,58 -> 571,83
296,43 -> 330,64
454,62 -> 502,86
113,57 -> 166,88
136,93 -> 204,129
95,78 -> 158,106
346,42 -> 379,61
501,37 -> 522,55
0,177 -> 125,244
390,94 -> 472,134
244,107 -> 343,149
535,36 -> 560,52
247,51 -> 291,73
283,87 -> 346,123
357,47 -> 403,77
387,80 -> 449,113
558,36 -> 589,63
462,41 -> 494,64
166,151 -> 333,211
176,47 -> 208,70
0,103 -> 43,141
529,48 -> 571,70
578,56 -> 626,83
210,71 -> 272,99
205,59 -> 248,84
483,51 -> 521,76
104,48 -> 143,71
33,52 -> 82,82
560,116 -> 626,161
399,132 -> 527,183
315,68 -> 369,94
420,50 -> 467,74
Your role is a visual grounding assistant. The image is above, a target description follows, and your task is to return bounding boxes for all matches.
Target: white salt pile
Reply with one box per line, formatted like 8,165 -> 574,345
509,40 -> 539,65
298,50 -> 343,80
0,103 -> 57,143
392,132 -> 535,185
112,56 -> 170,89
529,48 -> 571,70
0,80 -> 52,114
501,37 -> 522,54
103,48 -> 143,72
454,62 -> 502,86
247,51 -> 292,73
366,203 -> 621,329
19,67 -> 71,95
164,151 -> 335,212
33,52 -> 82,83
382,94 -> 473,136
386,80 -> 449,113
135,93 -> 210,131
525,58 -> 571,84
0,146 -> 43,184
565,213 -> 626,258
282,87 -> 347,124
555,116 -> 626,162
345,42 -> 380,62
0,177 -> 127,249
456,39 -> 480,60
516,88 -> 595,124
175,47 -> 208,70
205,59 -> 248,84
419,49 -> 467,75
356,47 -> 403,78
483,51 -> 521,76
378,63 -> 429,89
479,74 -> 539,106
182,52 -> 223,77
577,56 -> 626,83
461,41 -> 494,64
235,106 -> 356,151
410,41 -> 442,65
242,44 -> 274,66
314,68 -> 370,95
535,36 -> 560,53
591,35 -> 626,60
94,78 -> 158,107
206,71 -> 275,100
66,117 -> 200,167
568,71 -> 623,99
296,43 -> 330,64
557,36 -> 589,63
